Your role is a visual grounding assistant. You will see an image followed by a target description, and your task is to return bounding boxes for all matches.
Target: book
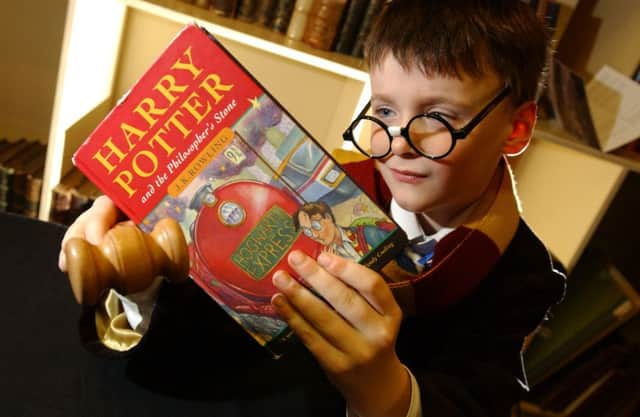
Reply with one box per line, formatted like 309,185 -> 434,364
545,56 -> 600,148
269,0 -> 295,33
7,141 -> 47,216
235,0 -> 259,22
49,167 -> 92,225
302,0 -> 348,51
0,139 -> 32,212
285,0 -> 314,41
349,0 -> 384,58
0,140 -> 44,214
333,0 -> 369,55
72,23 -> 407,357
211,0 -> 237,16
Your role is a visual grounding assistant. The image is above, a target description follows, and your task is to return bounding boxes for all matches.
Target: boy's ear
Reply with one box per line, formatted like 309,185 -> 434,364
503,101 -> 537,156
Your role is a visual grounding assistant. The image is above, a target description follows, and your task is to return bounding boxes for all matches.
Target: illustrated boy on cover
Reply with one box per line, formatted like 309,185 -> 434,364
293,200 -> 394,260
59,1 -> 566,416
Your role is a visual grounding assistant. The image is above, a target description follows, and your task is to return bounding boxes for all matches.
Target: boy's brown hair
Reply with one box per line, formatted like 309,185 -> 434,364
365,0 -> 550,105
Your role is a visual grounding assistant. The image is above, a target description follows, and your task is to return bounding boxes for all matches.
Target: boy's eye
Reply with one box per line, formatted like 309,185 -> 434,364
374,107 -> 395,119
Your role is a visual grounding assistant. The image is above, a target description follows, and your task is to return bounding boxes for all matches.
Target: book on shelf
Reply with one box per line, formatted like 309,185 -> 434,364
349,0 -> 384,58
0,139 -> 32,212
285,0 -> 313,41
72,23 -> 407,357
269,0 -> 295,33
544,56 -> 601,149
7,141 -> 47,217
0,140 -> 46,215
523,246 -> 640,387
49,167 -> 100,225
544,57 -> 640,155
235,0 -> 260,22
210,0 -> 237,17
302,0 -> 348,51
332,0 -> 369,55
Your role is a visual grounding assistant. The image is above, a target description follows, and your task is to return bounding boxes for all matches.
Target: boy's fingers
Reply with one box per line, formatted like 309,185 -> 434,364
287,251 -> 375,319
272,270 -> 360,353
317,252 -> 401,321
83,196 -> 121,245
58,196 -> 123,272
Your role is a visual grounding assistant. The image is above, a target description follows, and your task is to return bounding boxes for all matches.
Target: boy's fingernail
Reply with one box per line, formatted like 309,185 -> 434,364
271,293 -> 286,308
273,271 -> 290,289
317,252 -> 331,267
289,250 -> 304,266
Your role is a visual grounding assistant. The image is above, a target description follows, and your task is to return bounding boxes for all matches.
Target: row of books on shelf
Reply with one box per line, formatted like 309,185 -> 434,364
0,138 -> 47,218
173,0 -> 383,58
49,166 -> 101,226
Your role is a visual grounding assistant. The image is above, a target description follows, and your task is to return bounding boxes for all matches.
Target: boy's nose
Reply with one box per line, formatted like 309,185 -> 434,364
387,126 -> 417,156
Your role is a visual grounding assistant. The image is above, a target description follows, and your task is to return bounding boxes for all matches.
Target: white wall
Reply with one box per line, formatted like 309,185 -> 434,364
0,1 -> 68,142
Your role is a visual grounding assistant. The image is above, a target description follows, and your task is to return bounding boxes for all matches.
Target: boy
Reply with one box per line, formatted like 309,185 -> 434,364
59,1 -> 566,416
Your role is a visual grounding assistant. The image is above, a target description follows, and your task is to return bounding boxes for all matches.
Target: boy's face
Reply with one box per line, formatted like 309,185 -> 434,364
369,53 -> 517,223
297,211 -> 338,246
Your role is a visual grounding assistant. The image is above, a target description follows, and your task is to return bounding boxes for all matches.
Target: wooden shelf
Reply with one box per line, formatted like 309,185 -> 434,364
535,119 -> 640,174
126,0 -> 368,81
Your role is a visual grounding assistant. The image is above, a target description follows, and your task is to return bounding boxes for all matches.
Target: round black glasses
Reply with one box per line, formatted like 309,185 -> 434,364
342,86 -> 512,160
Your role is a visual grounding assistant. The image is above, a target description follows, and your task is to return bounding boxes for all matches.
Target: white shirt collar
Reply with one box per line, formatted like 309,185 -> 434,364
390,199 -> 454,243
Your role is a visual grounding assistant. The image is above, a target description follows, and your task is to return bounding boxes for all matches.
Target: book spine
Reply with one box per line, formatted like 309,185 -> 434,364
333,0 -> 369,55
350,0 -> 383,58
286,0 -> 314,40
193,0 -> 210,8
211,0 -> 237,16
256,0 -> 278,26
23,170 -> 44,218
236,0 -> 258,21
270,0 -> 296,33
302,0 -> 348,51
0,168 -> 11,212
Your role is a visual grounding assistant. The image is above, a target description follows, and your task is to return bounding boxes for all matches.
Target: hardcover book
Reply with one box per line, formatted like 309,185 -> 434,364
73,23 -> 407,357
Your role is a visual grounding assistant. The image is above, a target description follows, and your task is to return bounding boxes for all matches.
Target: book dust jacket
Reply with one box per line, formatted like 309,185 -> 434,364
73,23 -> 407,356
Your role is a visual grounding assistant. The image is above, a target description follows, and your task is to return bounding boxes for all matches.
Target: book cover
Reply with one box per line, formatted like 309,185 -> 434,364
73,23 -> 407,357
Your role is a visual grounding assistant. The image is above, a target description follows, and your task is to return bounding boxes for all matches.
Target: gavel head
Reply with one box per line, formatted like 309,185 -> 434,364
64,217 -> 190,305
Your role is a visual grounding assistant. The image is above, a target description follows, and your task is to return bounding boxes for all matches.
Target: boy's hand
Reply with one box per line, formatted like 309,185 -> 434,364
272,251 -> 411,417
58,195 -> 129,272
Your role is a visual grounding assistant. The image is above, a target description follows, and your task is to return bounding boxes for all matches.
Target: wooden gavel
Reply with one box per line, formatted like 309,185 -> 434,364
63,218 -> 190,305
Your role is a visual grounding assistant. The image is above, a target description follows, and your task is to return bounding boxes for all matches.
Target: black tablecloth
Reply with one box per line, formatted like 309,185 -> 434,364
0,213 -> 224,416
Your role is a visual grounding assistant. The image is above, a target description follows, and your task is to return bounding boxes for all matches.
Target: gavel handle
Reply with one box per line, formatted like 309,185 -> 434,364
64,217 -> 190,305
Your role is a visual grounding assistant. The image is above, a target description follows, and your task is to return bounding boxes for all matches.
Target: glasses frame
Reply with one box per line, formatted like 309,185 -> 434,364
343,86 -> 512,160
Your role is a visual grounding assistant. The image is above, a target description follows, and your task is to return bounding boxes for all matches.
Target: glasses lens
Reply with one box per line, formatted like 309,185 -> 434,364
408,115 -> 453,158
350,117 -> 391,158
